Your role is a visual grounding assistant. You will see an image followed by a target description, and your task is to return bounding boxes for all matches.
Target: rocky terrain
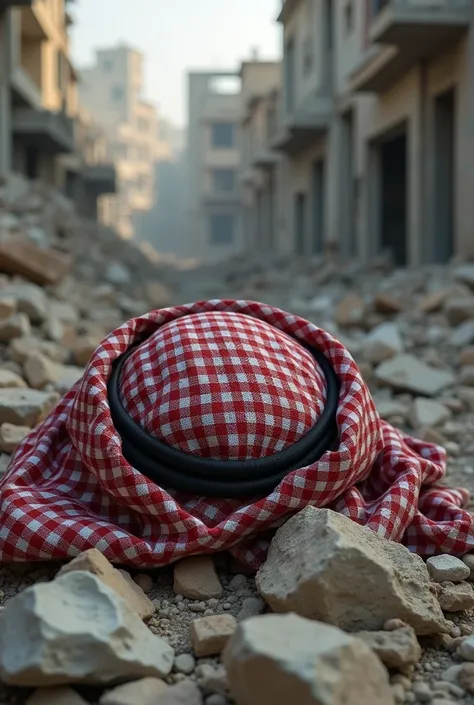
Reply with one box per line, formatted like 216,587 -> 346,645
3,172 -> 474,703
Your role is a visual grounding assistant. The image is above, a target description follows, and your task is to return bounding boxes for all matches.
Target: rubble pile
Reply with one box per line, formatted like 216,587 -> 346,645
4,172 -> 474,703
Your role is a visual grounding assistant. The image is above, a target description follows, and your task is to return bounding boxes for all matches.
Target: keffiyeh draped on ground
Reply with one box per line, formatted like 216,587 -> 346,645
0,299 -> 472,569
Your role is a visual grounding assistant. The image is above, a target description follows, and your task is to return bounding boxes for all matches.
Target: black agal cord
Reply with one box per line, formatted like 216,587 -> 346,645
107,338 -> 340,498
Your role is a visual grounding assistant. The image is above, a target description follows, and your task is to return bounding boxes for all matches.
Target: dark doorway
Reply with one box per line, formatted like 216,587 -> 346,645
380,131 -> 407,266
311,160 -> 325,254
433,87 -> 455,262
267,172 -> 275,250
295,192 -> 307,255
25,147 -> 39,180
256,189 -> 263,250
341,110 -> 356,256
65,170 -> 76,200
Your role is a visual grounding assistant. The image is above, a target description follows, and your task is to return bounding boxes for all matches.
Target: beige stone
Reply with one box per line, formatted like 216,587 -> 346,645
25,352 -> 61,389
0,283 -> 48,323
0,388 -> 58,427
335,292 -> 366,327
0,422 -> 30,453
133,573 -> 154,593
0,369 -> 26,388
10,336 -> 69,365
57,549 -> 155,620
26,687 -> 89,705
416,427 -> 448,446
145,281 -> 173,308
100,677 -> 168,705
373,293 -> 403,314
375,354 -> 455,397
460,347 -> 474,367
458,663 -> 474,693
460,366 -> 474,386
256,507 -> 447,635
173,556 -> 223,600
191,615 -> 237,657
0,297 -> 16,320
427,555 -> 471,583
418,290 -> 447,314
0,571 -> 174,686
25,352 -> 82,392
0,313 -> 30,342
0,239 -> 72,287
355,625 -> 421,669
435,582 -> 474,612
154,681 -> 202,704
410,398 -> 451,429
444,297 -> 474,326
223,613 -> 394,705
73,336 -> 101,367
362,323 -> 404,364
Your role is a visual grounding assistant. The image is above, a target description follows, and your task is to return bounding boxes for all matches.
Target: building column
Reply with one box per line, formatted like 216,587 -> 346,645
325,113 -> 342,252
457,15 -> 474,259
0,11 -> 12,173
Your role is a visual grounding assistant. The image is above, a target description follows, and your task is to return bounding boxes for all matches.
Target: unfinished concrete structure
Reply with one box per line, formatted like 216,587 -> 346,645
350,0 -> 474,265
269,0 -> 474,266
57,106 -> 117,223
186,71 -> 243,261
79,45 -> 160,239
0,0 -> 77,183
240,60 -> 284,254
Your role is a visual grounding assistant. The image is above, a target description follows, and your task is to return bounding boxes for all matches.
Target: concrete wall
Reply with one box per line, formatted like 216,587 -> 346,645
78,45 -> 161,239
273,0 -> 474,266
186,71 -> 243,262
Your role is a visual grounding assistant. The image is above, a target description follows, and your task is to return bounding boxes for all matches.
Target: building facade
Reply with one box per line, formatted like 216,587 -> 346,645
234,0 -> 474,267
185,71 -> 243,261
349,0 -> 474,265
0,0 -> 77,183
256,0 -> 474,267
57,106 -> 117,224
79,45 -> 160,239
240,60 -> 283,255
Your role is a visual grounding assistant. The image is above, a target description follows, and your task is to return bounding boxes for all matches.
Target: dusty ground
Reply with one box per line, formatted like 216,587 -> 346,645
1,250 -> 474,703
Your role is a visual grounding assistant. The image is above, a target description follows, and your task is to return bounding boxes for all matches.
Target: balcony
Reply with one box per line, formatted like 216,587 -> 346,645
12,108 -> 74,153
202,188 -> 241,207
350,44 -> 410,93
252,147 -> 279,171
81,164 -> 117,196
277,0 -> 304,23
370,0 -> 470,50
20,2 -> 49,40
0,0 -> 32,7
10,66 -> 42,109
270,95 -> 332,156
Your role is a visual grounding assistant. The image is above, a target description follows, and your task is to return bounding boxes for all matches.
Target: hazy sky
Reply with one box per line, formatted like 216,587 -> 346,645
71,0 -> 281,127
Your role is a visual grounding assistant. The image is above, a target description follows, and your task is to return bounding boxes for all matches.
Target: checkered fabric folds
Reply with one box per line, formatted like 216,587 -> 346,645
0,299 -> 472,569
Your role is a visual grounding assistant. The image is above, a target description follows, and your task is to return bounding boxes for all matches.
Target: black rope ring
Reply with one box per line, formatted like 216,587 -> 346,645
107,335 -> 340,498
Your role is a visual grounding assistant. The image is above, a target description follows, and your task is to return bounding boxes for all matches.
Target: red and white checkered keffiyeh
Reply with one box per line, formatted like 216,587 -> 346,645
0,300 -> 472,569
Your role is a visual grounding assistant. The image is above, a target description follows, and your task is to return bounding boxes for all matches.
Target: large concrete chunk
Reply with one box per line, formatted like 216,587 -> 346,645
223,613 -> 394,705
256,508 -> 447,635
57,548 -> 155,620
0,570 -> 174,686
375,354 -> 455,396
